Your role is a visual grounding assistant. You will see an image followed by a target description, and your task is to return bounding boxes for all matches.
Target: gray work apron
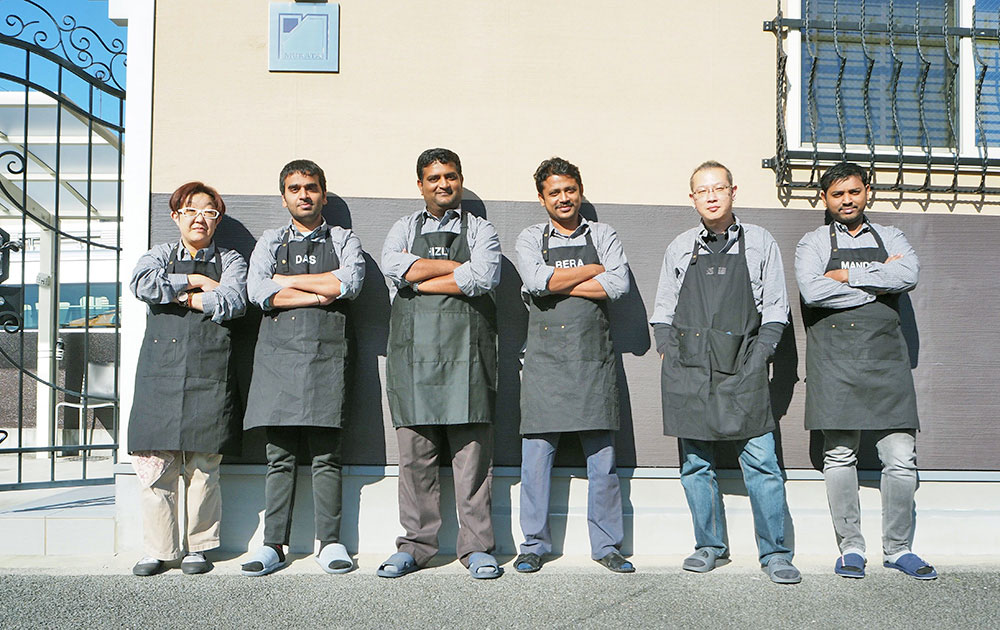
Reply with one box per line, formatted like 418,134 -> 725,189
520,226 -> 618,434
802,224 -> 919,431
129,245 -> 241,455
660,227 -> 773,441
386,211 -> 497,427
244,227 -> 351,429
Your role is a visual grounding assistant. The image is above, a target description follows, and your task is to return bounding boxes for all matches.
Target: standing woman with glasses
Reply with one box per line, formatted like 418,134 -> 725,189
127,182 -> 248,576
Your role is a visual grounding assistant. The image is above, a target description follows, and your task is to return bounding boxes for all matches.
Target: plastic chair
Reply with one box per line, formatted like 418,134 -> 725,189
55,361 -> 116,445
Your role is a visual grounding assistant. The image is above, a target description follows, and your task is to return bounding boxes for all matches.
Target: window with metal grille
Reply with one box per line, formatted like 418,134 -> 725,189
765,0 -> 1000,194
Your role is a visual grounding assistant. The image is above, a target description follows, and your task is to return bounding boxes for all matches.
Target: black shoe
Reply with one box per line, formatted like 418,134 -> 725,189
181,552 -> 212,575
596,551 -> 635,573
132,557 -> 165,576
514,553 -> 542,573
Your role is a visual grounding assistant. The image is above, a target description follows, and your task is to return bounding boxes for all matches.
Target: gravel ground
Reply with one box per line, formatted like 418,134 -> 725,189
0,555 -> 997,629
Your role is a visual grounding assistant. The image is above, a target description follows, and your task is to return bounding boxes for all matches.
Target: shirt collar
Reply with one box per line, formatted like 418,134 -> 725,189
698,215 -> 742,242
422,207 -> 461,223
176,240 -> 216,261
832,215 -> 872,235
286,220 -> 329,241
548,216 -> 591,239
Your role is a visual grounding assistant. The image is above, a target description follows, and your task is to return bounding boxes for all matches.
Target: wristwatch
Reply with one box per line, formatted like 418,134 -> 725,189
177,291 -> 189,306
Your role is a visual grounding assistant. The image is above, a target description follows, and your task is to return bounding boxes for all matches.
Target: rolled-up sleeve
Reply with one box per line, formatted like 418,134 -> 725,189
333,229 -> 365,300
454,219 -> 501,296
759,231 -> 789,325
381,217 -> 419,288
795,229 -> 873,309
848,226 -> 919,293
592,225 -> 630,301
130,244 -> 186,304
515,226 -> 554,296
247,232 -> 283,310
199,249 -> 248,322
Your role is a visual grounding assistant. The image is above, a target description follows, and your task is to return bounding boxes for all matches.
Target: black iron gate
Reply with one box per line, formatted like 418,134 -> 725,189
0,0 -> 125,490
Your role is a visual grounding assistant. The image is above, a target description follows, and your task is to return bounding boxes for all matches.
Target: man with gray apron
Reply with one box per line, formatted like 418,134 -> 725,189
796,162 -> 935,580
379,148 -> 503,579
650,161 -> 800,584
241,160 -> 365,577
513,157 -> 634,574
128,181 -> 247,576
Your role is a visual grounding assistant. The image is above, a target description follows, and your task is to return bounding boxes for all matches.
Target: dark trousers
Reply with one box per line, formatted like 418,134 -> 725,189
395,423 -> 495,567
263,426 -> 343,547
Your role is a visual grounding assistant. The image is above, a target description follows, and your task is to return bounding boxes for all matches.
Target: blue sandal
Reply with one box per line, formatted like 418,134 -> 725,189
376,551 -> 419,578
835,553 -> 866,578
884,553 -> 937,580
467,552 -> 503,579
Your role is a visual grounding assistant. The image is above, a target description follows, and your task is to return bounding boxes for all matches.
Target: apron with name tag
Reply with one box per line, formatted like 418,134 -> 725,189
244,227 -> 351,429
520,226 -> 618,434
803,223 -> 919,431
387,211 -> 498,427
129,244 -> 241,455
660,227 -> 773,441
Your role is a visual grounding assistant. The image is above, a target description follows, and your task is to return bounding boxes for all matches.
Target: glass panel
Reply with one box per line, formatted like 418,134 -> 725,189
801,0 -> 956,149
975,0 -> 1000,146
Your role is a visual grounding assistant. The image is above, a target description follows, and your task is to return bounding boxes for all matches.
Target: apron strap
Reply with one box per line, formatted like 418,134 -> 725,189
542,224 -> 551,263
690,224 -> 741,265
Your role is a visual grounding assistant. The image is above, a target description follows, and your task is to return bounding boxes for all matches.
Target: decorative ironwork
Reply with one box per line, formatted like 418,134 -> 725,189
766,0 -> 1000,196
0,0 -> 126,91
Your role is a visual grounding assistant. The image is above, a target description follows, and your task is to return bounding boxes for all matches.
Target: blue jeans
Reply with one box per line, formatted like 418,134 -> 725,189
679,432 -> 792,566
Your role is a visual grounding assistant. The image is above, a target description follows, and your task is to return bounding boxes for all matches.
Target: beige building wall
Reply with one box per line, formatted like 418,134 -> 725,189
150,1 -> 999,215
147,1 -> 824,210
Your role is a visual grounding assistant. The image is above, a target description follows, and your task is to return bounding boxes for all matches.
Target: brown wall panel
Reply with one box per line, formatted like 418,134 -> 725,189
148,194 -> 1000,470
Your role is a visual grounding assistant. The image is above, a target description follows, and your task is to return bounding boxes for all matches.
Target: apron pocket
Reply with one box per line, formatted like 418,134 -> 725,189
676,328 -> 707,368
707,329 -> 744,375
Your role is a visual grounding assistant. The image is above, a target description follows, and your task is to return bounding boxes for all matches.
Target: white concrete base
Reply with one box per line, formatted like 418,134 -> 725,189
112,465 -> 1000,560
0,485 -> 115,556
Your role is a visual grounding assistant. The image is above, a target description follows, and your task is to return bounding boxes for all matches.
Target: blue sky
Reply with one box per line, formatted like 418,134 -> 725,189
0,0 -> 127,125
0,0 -> 127,92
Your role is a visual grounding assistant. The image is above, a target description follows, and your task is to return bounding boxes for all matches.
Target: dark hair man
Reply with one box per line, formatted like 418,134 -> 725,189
650,161 -> 800,584
512,157 -> 634,574
378,148 -> 503,579
128,181 -> 247,576
795,162 -> 935,580
240,159 -> 365,577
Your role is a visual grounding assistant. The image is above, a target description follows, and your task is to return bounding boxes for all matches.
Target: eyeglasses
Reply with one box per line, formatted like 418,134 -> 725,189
177,207 -> 221,220
691,184 -> 732,199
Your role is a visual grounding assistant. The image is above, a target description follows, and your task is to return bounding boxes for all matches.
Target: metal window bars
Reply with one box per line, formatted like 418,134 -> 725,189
765,0 -> 1000,195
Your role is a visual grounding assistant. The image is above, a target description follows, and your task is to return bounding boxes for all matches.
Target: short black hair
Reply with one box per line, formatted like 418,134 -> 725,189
416,148 -> 462,180
689,160 -> 733,190
279,159 -> 327,194
820,162 -> 869,193
533,157 -> 582,194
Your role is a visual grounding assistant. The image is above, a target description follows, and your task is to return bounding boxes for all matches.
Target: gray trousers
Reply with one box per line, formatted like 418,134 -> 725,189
263,426 -> 343,547
822,429 -> 918,558
519,430 -> 624,560
395,423 -> 495,568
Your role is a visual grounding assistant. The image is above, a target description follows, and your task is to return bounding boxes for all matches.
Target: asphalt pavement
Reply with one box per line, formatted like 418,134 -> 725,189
0,554 -> 997,629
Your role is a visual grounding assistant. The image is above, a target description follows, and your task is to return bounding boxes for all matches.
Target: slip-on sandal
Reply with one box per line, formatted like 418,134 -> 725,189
467,551 -> 503,579
132,556 -> 165,577
763,557 -> 802,584
514,552 -> 542,573
884,553 -> 937,580
240,546 -> 285,577
376,551 -> 419,578
316,542 -> 354,574
596,551 -> 635,573
834,553 -> 866,578
682,548 -> 722,573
